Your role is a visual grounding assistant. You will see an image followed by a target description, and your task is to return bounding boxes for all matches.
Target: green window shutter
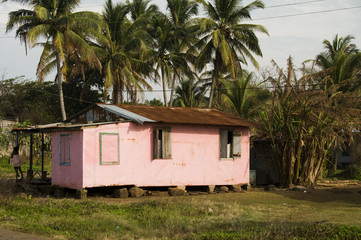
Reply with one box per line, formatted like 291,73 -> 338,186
232,132 -> 242,157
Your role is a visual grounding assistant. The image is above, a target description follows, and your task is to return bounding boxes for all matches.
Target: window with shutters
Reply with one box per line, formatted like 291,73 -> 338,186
153,128 -> 172,159
219,129 -> 242,160
59,134 -> 71,166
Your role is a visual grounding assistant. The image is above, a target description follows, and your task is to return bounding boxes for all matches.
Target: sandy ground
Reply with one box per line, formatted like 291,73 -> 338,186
0,228 -> 50,240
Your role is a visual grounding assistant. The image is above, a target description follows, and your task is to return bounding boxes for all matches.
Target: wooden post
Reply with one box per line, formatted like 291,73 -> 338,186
27,133 -> 34,181
41,133 -> 47,181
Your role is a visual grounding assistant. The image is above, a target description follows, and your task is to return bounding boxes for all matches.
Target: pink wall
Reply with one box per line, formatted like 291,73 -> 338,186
52,131 -> 83,189
52,122 -> 250,189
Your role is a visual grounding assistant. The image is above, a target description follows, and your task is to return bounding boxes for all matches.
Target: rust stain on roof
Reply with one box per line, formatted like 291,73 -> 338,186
111,104 -> 254,127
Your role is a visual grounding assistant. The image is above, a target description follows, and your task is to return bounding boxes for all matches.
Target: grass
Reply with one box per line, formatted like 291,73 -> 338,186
0,159 -> 360,239
0,155 -> 51,179
0,188 -> 360,239
323,166 -> 361,181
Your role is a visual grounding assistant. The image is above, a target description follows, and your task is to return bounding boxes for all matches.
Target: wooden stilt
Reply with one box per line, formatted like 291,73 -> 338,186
41,133 -> 47,181
27,133 -> 34,181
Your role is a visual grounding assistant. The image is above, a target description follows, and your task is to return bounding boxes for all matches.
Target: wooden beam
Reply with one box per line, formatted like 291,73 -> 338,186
27,133 -> 34,181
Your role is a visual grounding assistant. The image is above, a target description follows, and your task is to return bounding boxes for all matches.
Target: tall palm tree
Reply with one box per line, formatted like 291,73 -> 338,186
220,72 -> 269,119
149,13 -> 178,106
195,0 -> 268,107
173,78 -> 206,107
316,34 -> 361,90
5,0 -> 103,121
100,0 -> 153,104
316,35 -> 361,174
167,0 -> 199,106
127,0 -> 160,22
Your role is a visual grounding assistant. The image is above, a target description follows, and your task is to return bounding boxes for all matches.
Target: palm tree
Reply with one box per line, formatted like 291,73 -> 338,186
220,72 -> 269,119
173,78 -> 206,107
195,0 -> 268,107
5,0 -> 103,121
148,13 -> 178,106
167,0 -> 199,106
316,34 -> 361,90
316,35 -> 361,174
100,0 -> 153,104
127,0 -> 160,22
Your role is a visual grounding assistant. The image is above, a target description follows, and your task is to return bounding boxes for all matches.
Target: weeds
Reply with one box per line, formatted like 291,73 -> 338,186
0,193 -> 360,240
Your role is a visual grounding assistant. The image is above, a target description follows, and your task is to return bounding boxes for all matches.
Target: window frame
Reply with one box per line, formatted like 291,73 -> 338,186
219,129 -> 242,160
153,127 -> 172,160
59,134 -> 71,166
99,132 -> 120,165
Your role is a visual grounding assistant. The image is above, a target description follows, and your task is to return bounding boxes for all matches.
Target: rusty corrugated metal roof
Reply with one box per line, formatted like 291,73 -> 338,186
97,104 -> 254,127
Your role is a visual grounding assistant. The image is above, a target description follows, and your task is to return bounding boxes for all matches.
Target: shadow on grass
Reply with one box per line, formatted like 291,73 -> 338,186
269,183 -> 361,205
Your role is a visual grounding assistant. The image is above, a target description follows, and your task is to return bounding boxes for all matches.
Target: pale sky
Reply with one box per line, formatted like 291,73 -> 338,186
0,0 -> 360,94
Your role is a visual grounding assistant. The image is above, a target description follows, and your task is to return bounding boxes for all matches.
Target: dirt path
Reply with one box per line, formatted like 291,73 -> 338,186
0,228 -> 50,240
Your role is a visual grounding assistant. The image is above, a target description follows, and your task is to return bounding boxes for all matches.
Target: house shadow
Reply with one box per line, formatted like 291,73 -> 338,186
269,184 -> 361,205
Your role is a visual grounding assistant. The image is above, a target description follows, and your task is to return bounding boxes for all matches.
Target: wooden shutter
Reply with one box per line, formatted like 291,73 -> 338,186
220,130 -> 228,158
59,134 -> 70,165
153,129 -> 158,159
163,128 -> 172,159
232,131 -> 242,157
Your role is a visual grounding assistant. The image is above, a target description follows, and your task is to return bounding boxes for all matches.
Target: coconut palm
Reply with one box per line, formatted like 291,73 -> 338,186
173,78 -> 206,107
220,72 -> 269,119
100,0 -> 153,104
316,34 -> 361,90
127,0 -> 160,22
195,0 -> 268,107
316,35 -> 361,174
5,0 -> 103,120
167,0 -> 199,106
148,13 -> 179,106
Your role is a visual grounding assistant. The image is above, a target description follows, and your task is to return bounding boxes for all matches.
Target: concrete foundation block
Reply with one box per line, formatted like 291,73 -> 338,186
208,185 -> 216,193
76,189 -> 87,199
168,187 -> 187,196
113,188 -> 129,198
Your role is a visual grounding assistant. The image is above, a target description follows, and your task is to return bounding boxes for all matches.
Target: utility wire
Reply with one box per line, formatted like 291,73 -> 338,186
0,6 -> 361,34
265,0 -> 324,8
0,1 -> 358,29
2,80 -> 361,104
252,5 -> 361,20
0,0 -> 324,15
0,4 -> 360,34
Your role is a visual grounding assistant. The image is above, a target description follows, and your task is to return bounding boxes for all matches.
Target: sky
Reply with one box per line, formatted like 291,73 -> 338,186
0,0 -> 360,98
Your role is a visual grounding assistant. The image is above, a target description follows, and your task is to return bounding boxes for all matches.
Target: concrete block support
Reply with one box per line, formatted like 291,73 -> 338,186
208,185 -> 216,193
76,189 -> 87,199
176,185 -> 186,190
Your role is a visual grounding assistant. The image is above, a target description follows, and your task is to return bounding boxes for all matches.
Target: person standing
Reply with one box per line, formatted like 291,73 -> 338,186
11,146 -> 23,180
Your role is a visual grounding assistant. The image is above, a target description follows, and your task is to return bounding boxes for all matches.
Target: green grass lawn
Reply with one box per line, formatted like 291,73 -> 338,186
0,155 -> 51,179
0,156 -> 360,239
0,186 -> 360,240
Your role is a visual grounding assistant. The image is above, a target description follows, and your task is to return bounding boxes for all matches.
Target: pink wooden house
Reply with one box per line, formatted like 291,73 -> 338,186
49,104 -> 253,190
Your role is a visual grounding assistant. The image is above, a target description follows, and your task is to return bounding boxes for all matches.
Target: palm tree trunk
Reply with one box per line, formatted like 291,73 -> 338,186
209,55 -> 221,108
161,68 -> 168,107
169,70 -> 178,107
55,51 -> 67,121
208,76 -> 216,108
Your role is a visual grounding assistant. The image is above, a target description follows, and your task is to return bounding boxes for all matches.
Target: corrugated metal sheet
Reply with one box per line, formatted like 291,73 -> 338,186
97,104 -> 155,124
96,104 -> 254,127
